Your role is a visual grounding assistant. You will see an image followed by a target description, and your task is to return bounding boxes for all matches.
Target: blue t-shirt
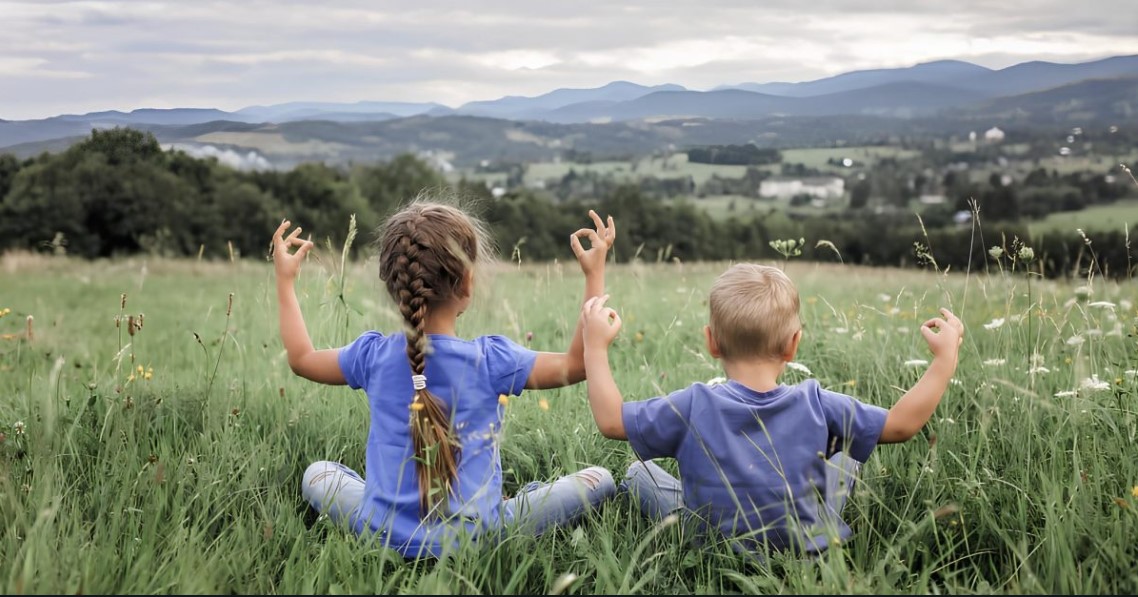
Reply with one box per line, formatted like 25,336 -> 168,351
337,331 -> 537,558
621,378 -> 888,553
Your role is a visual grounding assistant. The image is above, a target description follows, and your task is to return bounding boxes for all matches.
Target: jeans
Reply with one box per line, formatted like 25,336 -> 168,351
301,461 -> 615,539
619,453 -> 861,554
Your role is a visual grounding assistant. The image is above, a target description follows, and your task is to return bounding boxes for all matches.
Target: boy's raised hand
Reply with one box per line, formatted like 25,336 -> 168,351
581,294 -> 622,350
272,219 -> 314,282
920,307 -> 964,361
569,210 -> 616,277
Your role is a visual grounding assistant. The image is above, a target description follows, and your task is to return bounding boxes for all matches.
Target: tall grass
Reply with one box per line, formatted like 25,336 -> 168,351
1,233 -> 1136,593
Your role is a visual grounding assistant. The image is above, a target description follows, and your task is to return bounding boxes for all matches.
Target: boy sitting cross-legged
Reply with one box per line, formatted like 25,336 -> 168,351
579,263 -> 964,557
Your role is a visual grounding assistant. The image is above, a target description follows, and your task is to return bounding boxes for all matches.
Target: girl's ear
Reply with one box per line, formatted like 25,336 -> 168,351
457,269 -> 475,299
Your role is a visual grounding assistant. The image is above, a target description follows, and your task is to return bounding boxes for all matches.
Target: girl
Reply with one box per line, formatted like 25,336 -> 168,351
272,197 -> 617,559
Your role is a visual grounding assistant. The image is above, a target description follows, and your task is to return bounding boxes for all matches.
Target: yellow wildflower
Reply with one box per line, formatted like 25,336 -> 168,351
499,394 -> 509,407
538,398 -> 550,411
1132,485 -> 1138,498
845,380 -> 857,387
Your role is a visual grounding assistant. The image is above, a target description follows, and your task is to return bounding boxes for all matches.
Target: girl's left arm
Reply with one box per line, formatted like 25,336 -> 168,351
274,219 -> 347,386
526,211 -> 614,390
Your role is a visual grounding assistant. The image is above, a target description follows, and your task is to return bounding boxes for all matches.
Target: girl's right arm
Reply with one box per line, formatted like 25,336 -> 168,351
273,220 -> 347,385
525,211 -> 615,390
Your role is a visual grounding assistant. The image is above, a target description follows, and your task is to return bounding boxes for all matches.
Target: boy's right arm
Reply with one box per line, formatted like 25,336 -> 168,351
273,220 -> 347,386
879,308 -> 963,443
581,294 -> 627,440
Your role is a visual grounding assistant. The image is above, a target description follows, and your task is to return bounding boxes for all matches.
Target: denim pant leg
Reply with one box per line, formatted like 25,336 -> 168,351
824,452 -> 860,517
619,460 -> 685,520
301,460 -> 366,527
503,466 -> 616,535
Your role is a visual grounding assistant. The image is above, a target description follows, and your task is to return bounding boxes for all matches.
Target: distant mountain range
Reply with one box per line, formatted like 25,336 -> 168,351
3,54 -> 1136,164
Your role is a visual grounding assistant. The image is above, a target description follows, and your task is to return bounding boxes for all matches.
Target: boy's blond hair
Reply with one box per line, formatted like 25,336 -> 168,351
708,263 -> 801,361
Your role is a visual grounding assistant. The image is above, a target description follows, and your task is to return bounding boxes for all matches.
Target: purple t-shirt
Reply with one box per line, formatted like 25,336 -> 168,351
621,378 -> 888,552
337,331 -> 537,558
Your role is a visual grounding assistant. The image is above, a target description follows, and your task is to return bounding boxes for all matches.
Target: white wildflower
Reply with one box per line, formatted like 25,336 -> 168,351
890,307 -> 901,316
983,318 -> 1006,330
983,358 -> 1007,366
1054,390 -> 1077,397
834,327 -> 848,334
949,378 -> 961,386
1120,299 -> 1133,311
705,376 -> 727,386
878,293 -> 891,302
1079,375 -> 1111,392
1028,366 -> 1051,375
13,420 -> 24,435
1085,328 -> 1102,337
785,361 -> 813,376
896,326 -> 908,334
988,246 -> 1004,259
1010,314 -> 1024,323
1066,335 -> 1085,346
904,359 -> 929,367
1087,301 -> 1116,309
1124,370 -> 1137,378
1017,246 -> 1034,261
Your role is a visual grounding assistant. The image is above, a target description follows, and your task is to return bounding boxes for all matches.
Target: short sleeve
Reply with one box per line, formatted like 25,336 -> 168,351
817,386 -> 888,462
337,331 -> 384,390
482,335 -> 538,397
621,389 -> 693,460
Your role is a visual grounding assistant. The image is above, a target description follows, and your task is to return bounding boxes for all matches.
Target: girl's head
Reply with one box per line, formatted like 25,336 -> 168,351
376,196 -> 493,516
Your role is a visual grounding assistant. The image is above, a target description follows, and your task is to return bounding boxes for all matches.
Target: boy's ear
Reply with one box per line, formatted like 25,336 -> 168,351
782,329 -> 802,362
704,325 -> 722,359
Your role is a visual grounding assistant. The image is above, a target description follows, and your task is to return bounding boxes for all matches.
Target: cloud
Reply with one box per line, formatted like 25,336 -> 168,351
165,143 -> 274,170
2,0 -> 1136,119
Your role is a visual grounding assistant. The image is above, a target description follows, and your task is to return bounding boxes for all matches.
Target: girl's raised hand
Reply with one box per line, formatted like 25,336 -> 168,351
272,219 -> 314,282
569,210 -> 616,277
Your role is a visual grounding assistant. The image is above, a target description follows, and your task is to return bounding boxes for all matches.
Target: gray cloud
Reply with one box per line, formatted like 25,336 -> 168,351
1,0 -> 1136,119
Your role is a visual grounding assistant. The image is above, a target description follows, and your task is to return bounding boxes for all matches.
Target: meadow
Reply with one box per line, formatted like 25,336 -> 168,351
1,238 -> 1137,594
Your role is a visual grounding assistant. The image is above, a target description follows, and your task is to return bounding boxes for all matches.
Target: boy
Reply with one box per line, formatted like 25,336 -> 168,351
580,263 -> 964,555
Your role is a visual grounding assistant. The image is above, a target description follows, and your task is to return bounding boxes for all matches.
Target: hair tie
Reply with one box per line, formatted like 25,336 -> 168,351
411,374 -> 427,390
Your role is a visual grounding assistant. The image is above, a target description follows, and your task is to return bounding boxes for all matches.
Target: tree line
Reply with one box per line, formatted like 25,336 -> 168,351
0,128 -> 1133,279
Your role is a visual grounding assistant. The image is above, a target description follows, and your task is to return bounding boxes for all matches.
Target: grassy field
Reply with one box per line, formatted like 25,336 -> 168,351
454,146 -> 920,190
2,247 -> 1137,594
1027,199 -> 1138,236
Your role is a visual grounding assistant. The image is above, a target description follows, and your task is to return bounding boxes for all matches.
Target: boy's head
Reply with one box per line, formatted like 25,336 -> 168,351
707,263 -> 801,362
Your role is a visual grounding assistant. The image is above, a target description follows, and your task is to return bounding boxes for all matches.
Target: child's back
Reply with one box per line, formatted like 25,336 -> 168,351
622,377 -> 885,552
338,331 -> 535,553
272,199 -> 621,559
579,262 -> 964,557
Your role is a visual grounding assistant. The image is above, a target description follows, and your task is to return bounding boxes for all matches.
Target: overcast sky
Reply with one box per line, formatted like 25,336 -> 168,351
2,0 -> 1136,120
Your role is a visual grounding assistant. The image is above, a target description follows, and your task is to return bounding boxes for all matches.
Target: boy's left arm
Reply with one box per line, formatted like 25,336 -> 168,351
526,210 -> 615,389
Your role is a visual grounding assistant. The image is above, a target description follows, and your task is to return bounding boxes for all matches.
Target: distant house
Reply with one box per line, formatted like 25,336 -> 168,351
759,176 -> 845,200
984,127 -> 1005,142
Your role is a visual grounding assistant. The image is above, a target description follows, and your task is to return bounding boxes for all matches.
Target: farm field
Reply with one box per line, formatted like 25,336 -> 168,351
1,250 -> 1137,594
1026,199 -> 1138,236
